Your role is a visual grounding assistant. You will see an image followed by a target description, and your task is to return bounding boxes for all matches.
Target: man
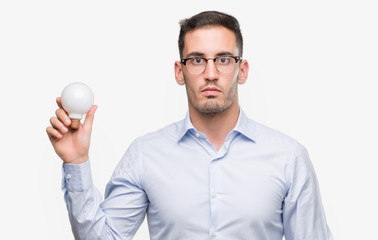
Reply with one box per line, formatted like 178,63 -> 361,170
47,11 -> 333,240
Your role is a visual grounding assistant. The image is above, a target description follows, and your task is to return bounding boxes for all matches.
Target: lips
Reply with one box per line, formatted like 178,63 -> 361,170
202,87 -> 221,94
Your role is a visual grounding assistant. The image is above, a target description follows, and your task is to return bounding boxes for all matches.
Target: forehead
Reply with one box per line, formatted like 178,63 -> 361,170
183,26 -> 238,57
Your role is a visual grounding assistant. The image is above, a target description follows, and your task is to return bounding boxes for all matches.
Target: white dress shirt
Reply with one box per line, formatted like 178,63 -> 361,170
62,109 -> 333,239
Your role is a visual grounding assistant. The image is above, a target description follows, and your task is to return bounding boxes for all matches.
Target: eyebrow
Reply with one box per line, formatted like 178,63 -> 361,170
216,51 -> 234,56
185,52 -> 205,58
185,51 -> 235,58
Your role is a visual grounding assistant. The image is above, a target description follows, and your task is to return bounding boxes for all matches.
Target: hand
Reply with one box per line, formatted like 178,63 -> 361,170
46,97 -> 97,164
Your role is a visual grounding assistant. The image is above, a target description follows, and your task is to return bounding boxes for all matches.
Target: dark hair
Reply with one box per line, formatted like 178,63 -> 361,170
178,11 -> 243,59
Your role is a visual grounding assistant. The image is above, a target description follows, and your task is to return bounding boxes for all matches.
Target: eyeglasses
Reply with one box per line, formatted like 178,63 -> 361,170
180,56 -> 242,75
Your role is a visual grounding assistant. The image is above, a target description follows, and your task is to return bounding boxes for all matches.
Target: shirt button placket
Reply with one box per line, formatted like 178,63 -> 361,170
209,158 -> 219,238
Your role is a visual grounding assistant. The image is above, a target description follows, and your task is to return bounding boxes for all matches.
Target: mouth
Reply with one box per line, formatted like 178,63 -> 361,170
202,87 -> 221,95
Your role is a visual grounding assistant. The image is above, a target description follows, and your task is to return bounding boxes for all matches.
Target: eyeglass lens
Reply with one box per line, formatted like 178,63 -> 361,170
185,57 -> 237,75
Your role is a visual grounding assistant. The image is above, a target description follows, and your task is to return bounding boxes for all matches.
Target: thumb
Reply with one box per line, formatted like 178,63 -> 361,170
83,105 -> 98,131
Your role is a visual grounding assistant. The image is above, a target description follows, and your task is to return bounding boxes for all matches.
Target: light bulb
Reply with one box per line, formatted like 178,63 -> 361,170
61,82 -> 94,130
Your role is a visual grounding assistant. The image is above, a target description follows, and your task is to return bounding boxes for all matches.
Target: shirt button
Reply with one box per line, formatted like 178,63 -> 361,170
195,132 -> 200,137
212,192 -> 218,198
66,174 -> 71,180
213,231 -> 218,236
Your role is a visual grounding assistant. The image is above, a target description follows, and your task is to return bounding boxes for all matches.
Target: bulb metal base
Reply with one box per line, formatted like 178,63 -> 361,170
70,119 -> 81,130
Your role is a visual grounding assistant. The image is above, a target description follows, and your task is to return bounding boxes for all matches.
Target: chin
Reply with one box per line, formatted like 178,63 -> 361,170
196,101 -> 231,114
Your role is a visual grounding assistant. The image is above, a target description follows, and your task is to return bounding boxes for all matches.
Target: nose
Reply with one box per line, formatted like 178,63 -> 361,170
203,59 -> 219,81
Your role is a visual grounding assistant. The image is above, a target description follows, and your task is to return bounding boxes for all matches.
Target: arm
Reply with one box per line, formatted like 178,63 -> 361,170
47,98 -> 147,239
62,159 -> 148,240
283,143 -> 333,240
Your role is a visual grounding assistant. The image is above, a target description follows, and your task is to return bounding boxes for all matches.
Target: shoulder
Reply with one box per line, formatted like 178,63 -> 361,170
129,120 -> 184,150
249,120 -> 313,172
247,118 -> 303,150
134,119 -> 184,144
246,119 -> 314,185
244,118 -> 312,168
115,119 -> 184,180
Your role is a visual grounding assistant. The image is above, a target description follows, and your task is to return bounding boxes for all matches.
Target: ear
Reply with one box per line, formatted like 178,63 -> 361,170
175,61 -> 185,85
237,60 -> 249,85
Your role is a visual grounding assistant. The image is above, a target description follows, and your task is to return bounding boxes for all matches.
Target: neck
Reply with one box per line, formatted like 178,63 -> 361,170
189,100 -> 240,150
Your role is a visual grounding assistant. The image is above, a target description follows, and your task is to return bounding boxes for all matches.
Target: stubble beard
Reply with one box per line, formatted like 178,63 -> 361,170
186,82 -> 237,115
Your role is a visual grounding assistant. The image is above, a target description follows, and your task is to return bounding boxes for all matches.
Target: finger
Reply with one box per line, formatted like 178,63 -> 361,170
46,126 -> 63,139
83,105 -> 97,131
56,97 -> 63,109
55,108 -> 71,127
50,116 -> 69,133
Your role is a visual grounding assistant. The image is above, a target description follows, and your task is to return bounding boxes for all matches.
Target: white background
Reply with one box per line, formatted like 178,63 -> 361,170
1,0 -> 377,239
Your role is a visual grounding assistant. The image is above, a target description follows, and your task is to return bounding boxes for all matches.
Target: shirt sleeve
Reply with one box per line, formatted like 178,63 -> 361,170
282,143 -> 333,240
62,140 -> 148,240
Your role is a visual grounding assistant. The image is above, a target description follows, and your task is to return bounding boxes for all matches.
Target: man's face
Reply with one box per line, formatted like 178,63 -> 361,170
175,26 -> 248,114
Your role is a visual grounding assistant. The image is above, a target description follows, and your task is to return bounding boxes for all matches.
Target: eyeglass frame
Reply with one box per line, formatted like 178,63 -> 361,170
180,55 -> 242,74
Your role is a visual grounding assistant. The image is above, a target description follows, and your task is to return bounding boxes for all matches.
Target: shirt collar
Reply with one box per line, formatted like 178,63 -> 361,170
176,112 -> 195,141
176,108 -> 256,143
233,109 -> 256,142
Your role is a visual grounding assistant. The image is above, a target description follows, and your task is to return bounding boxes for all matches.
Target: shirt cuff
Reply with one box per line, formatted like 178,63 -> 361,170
62,160 -> 93,192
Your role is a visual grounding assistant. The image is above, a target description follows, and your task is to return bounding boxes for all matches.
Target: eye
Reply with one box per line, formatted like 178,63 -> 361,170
216,56 -> 231,64
191,57 -> 205,65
